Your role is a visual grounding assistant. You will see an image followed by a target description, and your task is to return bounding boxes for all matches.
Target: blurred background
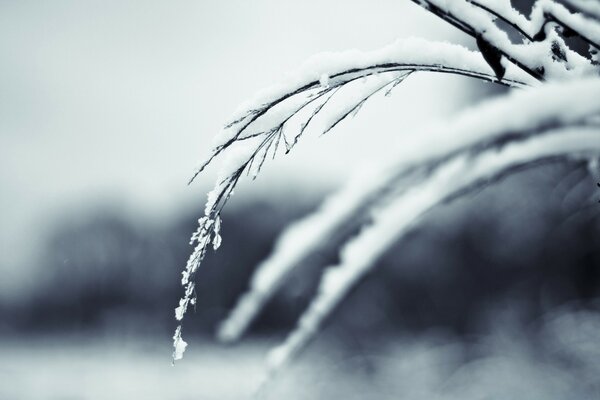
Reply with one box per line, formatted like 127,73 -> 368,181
1,1 -> 599,399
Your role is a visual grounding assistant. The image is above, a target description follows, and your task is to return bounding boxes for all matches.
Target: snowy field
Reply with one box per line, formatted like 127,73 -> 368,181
3,307 -> 600,400
0,337 -> 267,400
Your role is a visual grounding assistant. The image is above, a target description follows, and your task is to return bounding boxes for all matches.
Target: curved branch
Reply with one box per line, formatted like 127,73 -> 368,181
216,78 -> 600,343
189,38 -> 535,183
175,42 -> 541,345
264,127 -> 600,375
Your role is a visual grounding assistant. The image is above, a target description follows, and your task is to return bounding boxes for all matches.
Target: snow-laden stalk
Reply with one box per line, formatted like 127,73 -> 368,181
217,78 -> 600,342
191,38 -> 535,181
172,38 -> 536,360
265,127 -> 600,374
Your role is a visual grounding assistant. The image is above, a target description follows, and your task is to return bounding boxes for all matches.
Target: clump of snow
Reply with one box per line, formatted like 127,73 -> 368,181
175,282 -> 195,321
172,326 -> 188,362
212,216 -> 222,251
319,73 -> 330,88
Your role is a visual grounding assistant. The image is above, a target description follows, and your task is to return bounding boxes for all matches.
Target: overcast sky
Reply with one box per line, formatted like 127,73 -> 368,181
0,0 -> 488,294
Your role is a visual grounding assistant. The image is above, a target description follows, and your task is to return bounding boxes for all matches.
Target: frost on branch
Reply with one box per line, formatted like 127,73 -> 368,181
175,0 -> 600,367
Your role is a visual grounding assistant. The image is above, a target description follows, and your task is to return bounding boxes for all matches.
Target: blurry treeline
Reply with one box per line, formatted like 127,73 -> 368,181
2,162 -> 598,342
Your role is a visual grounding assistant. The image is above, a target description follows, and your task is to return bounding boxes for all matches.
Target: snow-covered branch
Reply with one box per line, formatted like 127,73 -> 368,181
413,0 -> 600,80
172,38 -> 540,360
191,38 -> 535,182
217,78 -> 600,344
266,126 -> 600,373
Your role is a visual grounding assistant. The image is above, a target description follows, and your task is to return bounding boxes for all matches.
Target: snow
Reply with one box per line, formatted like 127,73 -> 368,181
565,0 -> 600,19
319,73 -> 330,88
532,0 -> 600,46
175,282 -> 195,321
172,326 -> 188,361
6,318 -> 600,400
212,216 -> 222,251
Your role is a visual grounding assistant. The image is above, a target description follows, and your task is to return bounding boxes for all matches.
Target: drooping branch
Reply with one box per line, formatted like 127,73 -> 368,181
190,38 -> 535,183
171,39 -> 540,360
264,127 -> 600,375
217,78 -> 600,343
